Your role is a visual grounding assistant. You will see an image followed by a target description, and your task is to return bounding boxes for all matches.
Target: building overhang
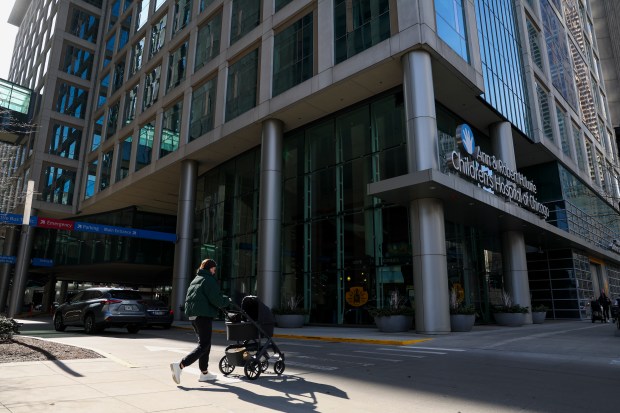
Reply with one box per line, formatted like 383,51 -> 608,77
368,169 -> 620,263
8,0 -> 31,26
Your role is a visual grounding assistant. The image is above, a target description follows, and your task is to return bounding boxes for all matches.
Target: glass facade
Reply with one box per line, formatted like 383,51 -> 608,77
62,45 -> 93,80
334,0 -> 390,64
194,12 -> 222,71
68,8 -> 99,43
225,49 -> 258,121
436,0 -> 469,62
160,102 -> 182,157
173,0 -> 192,35
230,0 -> 260,45
150,16 -> 166,58
272,13 -> 313,97
167,42 -> 188,90
42,166 -> 76,205
49,124 -> 81,160
56,83 -> 88,118
190,77 -> 217,140
117,136 -> 132,181
100,149 -> 113,190
136,121 -> 154,171
143,66 -> 161,109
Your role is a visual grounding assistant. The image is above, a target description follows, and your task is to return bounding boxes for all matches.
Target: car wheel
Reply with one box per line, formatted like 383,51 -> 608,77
53,313 -> 66,332
84,314 -> 98,334
127,325 -> 140,334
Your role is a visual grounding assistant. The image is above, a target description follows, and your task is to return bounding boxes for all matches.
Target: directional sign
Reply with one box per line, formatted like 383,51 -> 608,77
31,258 -> 53,267
0,255 -> 16,264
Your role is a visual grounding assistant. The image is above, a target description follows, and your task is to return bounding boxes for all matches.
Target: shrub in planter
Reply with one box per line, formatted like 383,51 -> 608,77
531,304 -> 548,324
368,291 -> 414,332
0,316 -> 20,341
272,296 -> 308,328
449,286 -> 476,332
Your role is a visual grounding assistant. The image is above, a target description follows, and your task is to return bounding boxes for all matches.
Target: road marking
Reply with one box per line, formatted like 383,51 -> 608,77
295,354 -> 374,366
377,347 -> 447,355
404,346 -> 466,352
482,324 -> 605,349
350,351 -> 423,360
285,361 -> 338,371
274,341 -> 323,348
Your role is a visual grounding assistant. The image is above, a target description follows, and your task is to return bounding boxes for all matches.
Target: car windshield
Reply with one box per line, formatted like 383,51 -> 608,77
109,290 -> 143,300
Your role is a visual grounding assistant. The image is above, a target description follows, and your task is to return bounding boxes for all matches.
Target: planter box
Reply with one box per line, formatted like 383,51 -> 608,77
275,314 -> 305,328
494,312 -> 526,327
532,311 -> 546,324
374,315 -> 413,333
450,314 -> 475,332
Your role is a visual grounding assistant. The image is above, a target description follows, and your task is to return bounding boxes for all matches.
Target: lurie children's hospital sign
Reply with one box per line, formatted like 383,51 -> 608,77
449,124 -> 550,219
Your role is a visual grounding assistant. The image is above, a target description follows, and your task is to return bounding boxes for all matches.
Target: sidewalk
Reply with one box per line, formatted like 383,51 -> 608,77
1,318 -> 618,412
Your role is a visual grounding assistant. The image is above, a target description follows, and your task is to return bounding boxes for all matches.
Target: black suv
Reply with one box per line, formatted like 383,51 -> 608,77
53,288 -> 147,334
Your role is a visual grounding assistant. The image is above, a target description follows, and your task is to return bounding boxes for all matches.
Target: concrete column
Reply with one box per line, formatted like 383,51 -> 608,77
171,160 -> 198,321
410,198 -> 451,334
502,231 -> 532,324
402,50 -> 449,333
59,280 -> 69,304
0,226 -> 17,314
257,119 -> 283,309
490,121 -> 516,169
42,274 -> 56,313
8,223 -> 36,317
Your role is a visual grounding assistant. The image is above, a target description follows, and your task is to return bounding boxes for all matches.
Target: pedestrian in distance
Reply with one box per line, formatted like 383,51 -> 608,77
170,259 -> 230,384
599,290 -> 612,323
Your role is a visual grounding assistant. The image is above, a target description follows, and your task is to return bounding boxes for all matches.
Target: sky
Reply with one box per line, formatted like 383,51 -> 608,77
0,0 -> 18,80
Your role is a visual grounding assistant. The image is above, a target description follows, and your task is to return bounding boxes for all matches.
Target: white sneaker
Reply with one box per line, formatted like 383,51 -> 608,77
198,371 -> 217,382
170,363 -> 182,384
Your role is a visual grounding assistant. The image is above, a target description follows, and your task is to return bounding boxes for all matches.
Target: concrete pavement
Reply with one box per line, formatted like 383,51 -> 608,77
1,318 -> 619,412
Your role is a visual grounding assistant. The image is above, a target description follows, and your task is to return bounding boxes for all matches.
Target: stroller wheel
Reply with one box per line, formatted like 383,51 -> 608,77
244,358 -> 262,380
260,355 -> 269,372
219,355 -> 235,375
274,360 -> 286,375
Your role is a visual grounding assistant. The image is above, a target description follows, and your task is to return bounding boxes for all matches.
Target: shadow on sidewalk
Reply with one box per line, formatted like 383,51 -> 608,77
179,374 -> 348,412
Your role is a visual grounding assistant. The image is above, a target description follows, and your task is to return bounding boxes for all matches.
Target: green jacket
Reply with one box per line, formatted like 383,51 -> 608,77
184,269 -> 229,318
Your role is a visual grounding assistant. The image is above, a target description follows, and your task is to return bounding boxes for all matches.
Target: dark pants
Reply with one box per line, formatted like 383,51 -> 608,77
602,305 -> 610,320
181,316 -> 213,372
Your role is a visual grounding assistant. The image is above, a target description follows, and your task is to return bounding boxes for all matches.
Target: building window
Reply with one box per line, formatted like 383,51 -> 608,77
107,101 -> 120,138
173,0 -> 192,35
275,0 -> 293,12
556,105 -> 571,158
273,12 -> 313,97
143,66 -> 161,110
56,82 -> 88,118
334,0 -> 390,64
585,140 -> 596,184
112,60 -> 125,93
536,82 -> 553,143
42,166 -> 76,205
154,0 -> 166,11
527,18 -> 543,71
136,0 -> 150,31
109,0 -> 121,28
597,151 -> 606,192
199,0 -> 215,12
226,49 -> 258,121
49,124 -> 82,159
85,159 -> 97,199
100,149 -> 114,190
130,37 -> 145,76
572,123 -> 585,172
161,102 -> 182,158
118,16 -> 131,51
98,72 -> 109,108
190,77 -> 217,140
91,115 -> 103,151
136,121 -> 154,171
194,11 -> 222,71
150,16 -> 166,58
103,33 -> 116,69
117,136 -> 132,181
62,44 -> 93,80
68,8 -> 99,43
569,41 -> 597,139
124,84 -> 139,124
230,0 -> 260,45
167,42 -> 188,90
435,0 -> 468,62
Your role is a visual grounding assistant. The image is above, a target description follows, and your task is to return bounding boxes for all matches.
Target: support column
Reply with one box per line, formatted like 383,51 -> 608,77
402,50 -> 450,333
59,281 -> 68,303
8,223 -> 36,317
491,121 -> 532,324
257,119 -> 283,309
0,226 -> 17,314
42,274 -> 56,313
171,160 -> 198,321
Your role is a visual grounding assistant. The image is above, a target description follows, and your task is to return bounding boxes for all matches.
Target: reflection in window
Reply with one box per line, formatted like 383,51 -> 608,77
136,121 -> 154,171
273,13 -> 313,97
190,77 -> 217,140
117,136 -> 132,181
112,60 -> 125,93
136,0 -> 150,31
100,149 -> 114,190
230,0 -> 260,45
195,12 -> 222,71
143,66 -> 161,109
118,16 -> 131,51
49,124 -> 82,159
275,0 -> 293,12
124,84 -> 139,124
334,0 -> 390,64
62,45 -> 93,80
68,8 -> 99,43
109,0 -> 120,28
85,160 -> 97,198
527,19 -> 543,71
569,41 -> 597,139
107,101 -> 120,138
161,102 -> 182,157
104,33 -> 116,68
154,0 -> 166,11
572,123 -> 585,172
556,105 -> 571,158
98,72 -> 109,108
435,0 -> 468,61
173,0 -> 192,35
130,37 -> 145,76
56,83 -> 88,118
92,115 -> 103,151
150,16 -> 166,57
199,0 -> 215,12
585,140 -> 596,183
226,49 -> 258,121
536,82 -> 553,143
167,42 -> 188,90
43,166 -> 76,205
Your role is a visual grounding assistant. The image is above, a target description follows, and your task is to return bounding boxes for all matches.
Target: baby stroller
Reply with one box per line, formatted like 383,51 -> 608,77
591,300 -> 605,323
219,295 -> 286,380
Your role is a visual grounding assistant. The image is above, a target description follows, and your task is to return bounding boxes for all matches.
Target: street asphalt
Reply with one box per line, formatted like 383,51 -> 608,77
2,316 -> 619,412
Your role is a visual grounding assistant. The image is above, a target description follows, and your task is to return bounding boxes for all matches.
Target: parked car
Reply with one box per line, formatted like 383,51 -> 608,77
143,299 -> 174,329
53,288 -> 147,334
611,297 -> 620,322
